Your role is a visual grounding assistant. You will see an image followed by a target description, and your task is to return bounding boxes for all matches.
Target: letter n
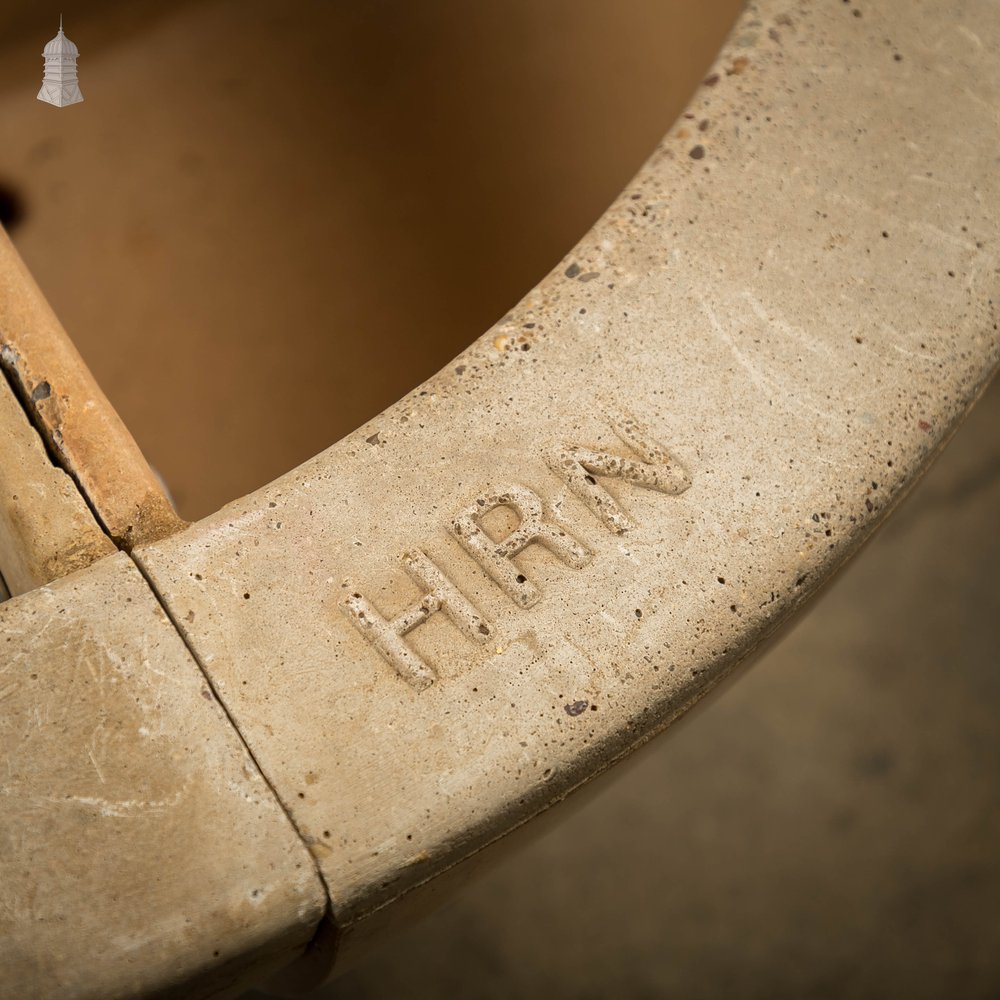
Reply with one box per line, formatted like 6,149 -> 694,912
548,414 -> 691,534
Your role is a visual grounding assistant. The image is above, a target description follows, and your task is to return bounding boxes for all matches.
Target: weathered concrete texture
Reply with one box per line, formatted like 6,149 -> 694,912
278,375 -> 1000,1000
0,227 -> 185,548
0,554 -> 326,999
135,0 -> 1000,976
0,371 -> 114,595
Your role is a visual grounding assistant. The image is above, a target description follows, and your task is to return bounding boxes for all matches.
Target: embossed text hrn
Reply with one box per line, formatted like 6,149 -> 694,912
341,415 -> 690,690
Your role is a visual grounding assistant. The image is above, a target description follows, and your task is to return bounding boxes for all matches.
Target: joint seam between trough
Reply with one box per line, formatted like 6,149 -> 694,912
3,345 -> 340,968
0,348 -> 114,543
128,550 -> 339,962
4,330 -> 339,962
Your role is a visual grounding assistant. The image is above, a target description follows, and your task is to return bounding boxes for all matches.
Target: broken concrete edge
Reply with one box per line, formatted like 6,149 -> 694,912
0,225 -> 186,550
0,369 -> 115,595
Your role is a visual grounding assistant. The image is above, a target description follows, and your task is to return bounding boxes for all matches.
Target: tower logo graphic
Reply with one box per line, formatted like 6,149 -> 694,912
38,16 -> 84,108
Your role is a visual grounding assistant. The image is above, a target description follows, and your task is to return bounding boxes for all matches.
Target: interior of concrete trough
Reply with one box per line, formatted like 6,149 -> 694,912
0,0 -> 742,520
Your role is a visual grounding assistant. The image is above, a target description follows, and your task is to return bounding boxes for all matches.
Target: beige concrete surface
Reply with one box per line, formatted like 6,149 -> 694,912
133,0 -> 999,977
0,553 -> 327,999
257,374 -> 1000,999
0,370 -> 114,595
0,1 -> 997,996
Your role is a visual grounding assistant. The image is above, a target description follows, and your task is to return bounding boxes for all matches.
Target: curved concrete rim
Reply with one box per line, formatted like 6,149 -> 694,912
2,0 -> 999,996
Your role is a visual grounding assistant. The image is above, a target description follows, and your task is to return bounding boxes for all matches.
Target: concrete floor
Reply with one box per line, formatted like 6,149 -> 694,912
252,377 -> 999,999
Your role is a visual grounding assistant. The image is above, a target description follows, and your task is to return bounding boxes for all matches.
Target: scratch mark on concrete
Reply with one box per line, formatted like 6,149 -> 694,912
87,747 -> 106,784
908,174 -> 953,188
744,292 -> 835,358
891,343 -> 940,362
31,787 -> 187,818
701,297 -> 775,400
702,297 -> 838,422
907,219 -> 977,253
961,87 -> 996,116
956,25 -> 983,48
